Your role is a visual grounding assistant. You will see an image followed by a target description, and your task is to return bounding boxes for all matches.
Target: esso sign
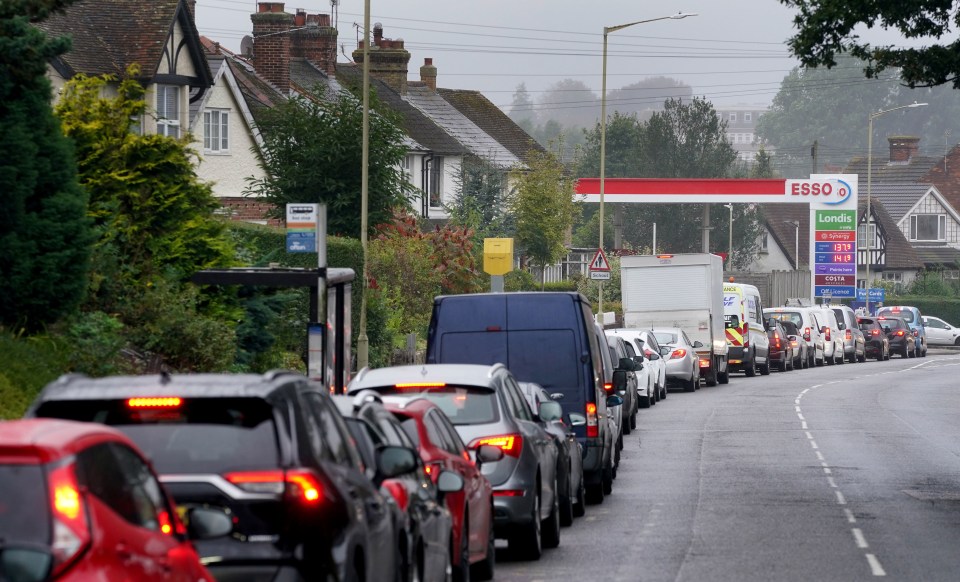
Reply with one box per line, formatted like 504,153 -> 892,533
791,181 -> 834,196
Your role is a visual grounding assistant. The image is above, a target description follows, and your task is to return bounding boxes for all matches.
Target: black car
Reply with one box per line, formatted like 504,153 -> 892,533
27,371 -> 418,582
517,382 -> 586,526
858,316 -> 891,360
877,316 -> 916,358
331,392 -> 459,582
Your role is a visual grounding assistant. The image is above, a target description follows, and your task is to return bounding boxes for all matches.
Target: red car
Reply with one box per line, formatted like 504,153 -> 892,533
0,418 -> 229,582
383,396 -> 500,581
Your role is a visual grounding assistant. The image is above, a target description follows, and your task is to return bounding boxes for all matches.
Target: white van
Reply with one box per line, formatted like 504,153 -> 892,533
723,282 -> 770,376
764,306 -> 825,367
812,307 -> 845,365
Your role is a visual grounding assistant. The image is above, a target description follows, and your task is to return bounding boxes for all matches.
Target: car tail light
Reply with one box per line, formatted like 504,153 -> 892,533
671,348 -> 687,359
382,479 -> 409,512
225,469 -> 324,503
871,329 -> 880,336
48,462 -> 90,576
127,397 -> 182,408
845,330 -> 852,340
790,340 -> 799,348
895,330 -> 905,337
699,358 -> 710,368
824,328 -> 831,341
492,489 -> 525,497
913,329 -> 919,337
469,434 -> 523,458
803,327 -> 811,341
603,382 -> 614,394
586,402 -> 598,438
395,382 -> 446,389
772,332 -> 781,350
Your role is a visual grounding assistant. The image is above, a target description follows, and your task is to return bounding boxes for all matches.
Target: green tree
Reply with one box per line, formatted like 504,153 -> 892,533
511,147 -> 580,289
447,156 -> 513,240
508,82 -> 536,128
246,85 -> 411,237
0,0 -> 93,330
781,0 -> 960,89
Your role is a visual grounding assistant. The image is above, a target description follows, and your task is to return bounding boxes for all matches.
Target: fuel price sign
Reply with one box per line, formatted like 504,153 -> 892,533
813,209 -> 857,299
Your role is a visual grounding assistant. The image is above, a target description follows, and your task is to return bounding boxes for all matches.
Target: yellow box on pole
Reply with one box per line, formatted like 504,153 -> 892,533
483,238 -> 514,276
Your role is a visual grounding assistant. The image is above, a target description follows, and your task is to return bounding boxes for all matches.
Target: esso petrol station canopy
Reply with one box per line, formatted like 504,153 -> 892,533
574,175 -> 860,301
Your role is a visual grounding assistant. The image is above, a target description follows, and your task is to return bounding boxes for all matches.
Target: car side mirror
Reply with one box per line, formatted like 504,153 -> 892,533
606,394 -> 623,407
618,357 -> 635,371
538,401 -> 563,422
612,369 -> 628,391
376,445 -> 418,482
568,413 -> 587,427
475,444 -> 504,466
693,340 -> 704,348
0,546 -> 52,580
437,470 -> 464,494
648,352 -> 661,361
633,357 -> 644,370
186,507 -> 233,540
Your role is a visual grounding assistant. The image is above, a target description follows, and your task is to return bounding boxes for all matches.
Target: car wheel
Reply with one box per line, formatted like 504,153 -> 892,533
511,492 -> 542,561
705,363 -> 718,387
622,415 -> 631,435
453,520 -> 470,582
640,393 -> 651,408
558,466 -> 574,527
542,478 -> 561,549
630,412 -> 637,430
684,375 -> 696,392
955,337 -> 960,346
778,357 -> 787,372
472,512 -> 495,581
759,358 -> 771,375
718,369 -> 729,384
602,466 -> 614,495
573,476 -> 586,517
585,480 -> 604,505
744,352 -> 757,377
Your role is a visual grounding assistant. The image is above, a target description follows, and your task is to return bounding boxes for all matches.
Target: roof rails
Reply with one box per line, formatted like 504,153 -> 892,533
261,369 -> 302,382
784,298 -> 814,307
351,390 -> 383,410
488,363 -> 508,378
54,373 -> 89,385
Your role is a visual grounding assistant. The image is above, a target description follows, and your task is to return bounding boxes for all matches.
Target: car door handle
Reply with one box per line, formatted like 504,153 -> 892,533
115,543 -> 134,565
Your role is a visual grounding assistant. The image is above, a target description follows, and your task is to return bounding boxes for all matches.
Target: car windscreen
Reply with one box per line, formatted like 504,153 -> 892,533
33,398 -> 279,474
653,331 -> 678,345
781,321 -> 801,336
879,318 -> 906,330
364,386 -> 497,426
878,308 -> 914,323
766,311 -> 804,328
0,465 -> 49,546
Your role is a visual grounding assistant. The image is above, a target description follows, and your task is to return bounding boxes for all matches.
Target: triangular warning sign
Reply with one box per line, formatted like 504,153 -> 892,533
590,248 -> 611,271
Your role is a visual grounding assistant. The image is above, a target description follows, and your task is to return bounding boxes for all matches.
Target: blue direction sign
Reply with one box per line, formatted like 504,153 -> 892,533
856,288 -> 885,302
815,264 -> 856,275
815,285 -> 856,299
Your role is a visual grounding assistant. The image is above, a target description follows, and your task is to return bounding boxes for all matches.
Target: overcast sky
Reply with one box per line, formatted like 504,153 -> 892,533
195,0 -> 812,110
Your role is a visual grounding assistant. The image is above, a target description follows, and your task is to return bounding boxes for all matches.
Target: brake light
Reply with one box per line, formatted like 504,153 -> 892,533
671,348 -> 687,359
48,462 -> 90,576
896,330 -> 905,337
773,332 -> 781,350
395,382 -> 446,389
469,434 -> 523,458
845,330 -> 852,340
127,397 -> 182,408
382,479 -> 409,512
871,329 -> 880,336
492,489 -> 526,497
225,469 -> 324,503
803,327 -> 811,341
824,328 -> 831,341
913,329 -> 919,337
790,340 -> 799,348
699,358 -> 710,368
586,402 -> 598,438
603,382 -> 613,394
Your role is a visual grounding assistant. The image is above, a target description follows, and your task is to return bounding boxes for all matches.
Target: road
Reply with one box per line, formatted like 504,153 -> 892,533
497,352 -> 960,581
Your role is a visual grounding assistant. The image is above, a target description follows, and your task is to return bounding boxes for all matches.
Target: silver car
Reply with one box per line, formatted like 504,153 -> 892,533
651,327 -> 701,392
348,363 -> 561,560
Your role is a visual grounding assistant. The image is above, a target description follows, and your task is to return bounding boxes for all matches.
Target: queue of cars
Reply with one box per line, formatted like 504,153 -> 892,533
1,290 -> 950,582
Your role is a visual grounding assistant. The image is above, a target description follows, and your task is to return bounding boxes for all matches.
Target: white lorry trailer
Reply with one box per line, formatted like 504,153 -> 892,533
620,253 -> 729,386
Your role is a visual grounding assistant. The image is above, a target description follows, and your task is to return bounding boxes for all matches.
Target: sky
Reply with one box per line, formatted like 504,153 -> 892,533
194,0 -> 810,111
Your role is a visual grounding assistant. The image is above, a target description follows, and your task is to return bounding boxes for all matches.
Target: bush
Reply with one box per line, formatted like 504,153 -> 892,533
0,330 -> 70,419
542,280 -> 578,292
886,295 -> 960,325
65,311 -> 128,376
504,270 -> 537,291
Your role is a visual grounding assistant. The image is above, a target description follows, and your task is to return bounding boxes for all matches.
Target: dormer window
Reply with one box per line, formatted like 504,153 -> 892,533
157,85 -> 180,138
910,214 -> 946,241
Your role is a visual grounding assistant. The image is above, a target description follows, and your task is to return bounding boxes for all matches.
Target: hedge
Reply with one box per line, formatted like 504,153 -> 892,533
886,295 -> 960,325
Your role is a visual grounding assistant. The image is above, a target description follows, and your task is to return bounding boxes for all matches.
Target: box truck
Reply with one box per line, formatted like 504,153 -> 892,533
620,253 -> 729,386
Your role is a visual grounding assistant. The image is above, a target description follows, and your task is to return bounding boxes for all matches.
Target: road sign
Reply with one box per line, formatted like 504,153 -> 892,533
812,207 -> 856,299
856,288 -> 885,302
286,203 -> 320,253
590,270 -> 611,280
590,248 -> 611,272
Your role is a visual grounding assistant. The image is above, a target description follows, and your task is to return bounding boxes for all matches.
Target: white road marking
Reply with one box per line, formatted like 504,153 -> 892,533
801,421 -> 808,429
824,466 -> 832,474
852,528 -> 868,548
809,386 -> 819,390
795,405 -> 802,412
836,491 -> 846,505
795,398 -> 801,404
844,509 -> 856,523
810,440 -> 819,450
805,431 -> 814,439
827,476 -> 837,487
798,413 -> 805,420
866,554 -> 886,576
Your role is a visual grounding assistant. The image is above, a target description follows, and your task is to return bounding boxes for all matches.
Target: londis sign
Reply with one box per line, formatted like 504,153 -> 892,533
785,178 -> 854,206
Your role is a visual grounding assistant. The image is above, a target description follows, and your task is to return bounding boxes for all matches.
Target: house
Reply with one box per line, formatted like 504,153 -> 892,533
714,104 -> 769,162
754,198 -> 922,289
39,0 -> 212,138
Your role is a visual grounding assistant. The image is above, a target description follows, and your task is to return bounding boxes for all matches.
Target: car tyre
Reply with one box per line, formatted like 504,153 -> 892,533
759,358 -> 771,375
602,466 -> 614,495
744,352 -> 757,377
511,493 -> 542,561
558,480 -> 574,527
630,412 -> 637,430
777,358 -> 787,372
453,520 -> 470,582
542,479 -> 561,549
640,393 -> 651,408
684,375 -> 696,392
472,513 -> 495,581
586,480 -> 604,505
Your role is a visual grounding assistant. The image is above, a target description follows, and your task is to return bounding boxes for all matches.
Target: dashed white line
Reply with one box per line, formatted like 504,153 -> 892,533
798,413 -> 805,420
866,553 -> 887,576
805,431 -> 814,439
827,476 -> 837,488
801,421 -> 808,429
852,528 -> 869,548
844,509 -> 856,523
836,491 -> 846,505
815,451 -> 825,461
810,440 -> 819,450
795,405 -> 802,412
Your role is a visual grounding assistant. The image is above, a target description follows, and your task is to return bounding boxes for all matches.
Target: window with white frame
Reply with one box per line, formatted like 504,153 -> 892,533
401,154 -> 414,183
428,156 -> 444,208
744,112 -> 752,122
909,214 -> 946,241
944,270 -> 960,280
759,230 -> 768,253
157,85 -> 180,138
203,109 -> 229,153
729,113 -> 737,122
857,223 -> 876,248
881,271 -> 902,282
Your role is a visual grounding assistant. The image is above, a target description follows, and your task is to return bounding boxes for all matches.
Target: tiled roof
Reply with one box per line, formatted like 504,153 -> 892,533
861,183 -> 933,223
404,83 -> 521,169
844,155 -> 941,184
912,246 -> 960,267
759,199 -> 922,270
198,39 -> 285,124
290,58 -> 341,99
335,65 -> 465,156
437,88 -> 545,164
39,0 -> 209,86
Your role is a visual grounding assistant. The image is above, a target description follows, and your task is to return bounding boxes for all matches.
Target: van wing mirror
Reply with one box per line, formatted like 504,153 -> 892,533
612,369 -> 628,392
618,357 -> 635,371
693,340 -> 704,348
568,413 -> 587,427
538,401 -> 563,422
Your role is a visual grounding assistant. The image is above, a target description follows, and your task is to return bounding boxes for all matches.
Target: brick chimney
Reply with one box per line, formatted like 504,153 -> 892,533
420,58 -> 437,91
290,10 -> 338,75
352,23 -> 411,94
889,136 -> 920,163
251,2 -> 294,94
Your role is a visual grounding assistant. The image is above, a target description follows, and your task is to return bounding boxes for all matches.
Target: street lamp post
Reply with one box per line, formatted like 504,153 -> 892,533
784,220 -> 799,271
357,0 -> 372,369
723,203 -> 733,272
598,12 -> 696,316
865,102 -> 927,314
